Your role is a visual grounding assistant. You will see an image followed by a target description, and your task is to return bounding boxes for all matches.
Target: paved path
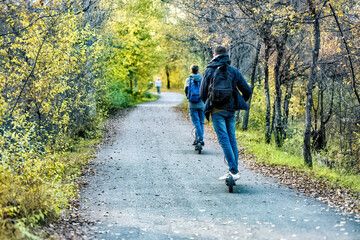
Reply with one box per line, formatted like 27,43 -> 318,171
80,92 -> 360,240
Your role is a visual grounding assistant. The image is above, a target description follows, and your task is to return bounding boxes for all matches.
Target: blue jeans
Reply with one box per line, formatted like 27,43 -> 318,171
189,108 -> 205,142
212,111 -> 239,174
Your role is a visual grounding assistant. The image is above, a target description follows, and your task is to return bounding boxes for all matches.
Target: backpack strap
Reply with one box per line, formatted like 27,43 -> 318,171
187,76 -> 192,98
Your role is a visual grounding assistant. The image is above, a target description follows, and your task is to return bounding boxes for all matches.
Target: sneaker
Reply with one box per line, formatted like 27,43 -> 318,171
219,171 -> 240,181
230,172 -> 240,181
219,172 -> 231,180
192,140 -> 198,146
199,141 -> 205,146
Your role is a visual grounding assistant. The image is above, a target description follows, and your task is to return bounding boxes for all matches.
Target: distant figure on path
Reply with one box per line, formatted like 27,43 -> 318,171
200,45 -> 252,181
184,65 -> 205,146
155,77 -> 162,94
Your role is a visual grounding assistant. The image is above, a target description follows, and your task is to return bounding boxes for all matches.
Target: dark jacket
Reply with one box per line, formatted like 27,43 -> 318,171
200,54 -> 252,120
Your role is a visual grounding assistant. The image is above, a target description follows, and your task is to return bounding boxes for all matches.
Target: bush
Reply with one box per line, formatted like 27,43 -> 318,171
282,126 -> 304,157
247,86 -> 266,129
0,116 -> 100,238
0,135 -> 78,238
142,91 -> 153,99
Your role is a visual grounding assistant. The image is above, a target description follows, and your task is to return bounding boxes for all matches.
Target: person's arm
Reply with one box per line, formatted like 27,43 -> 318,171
184,78 -> 189,96
236,70 -> 252,101
200,68 -> 211,102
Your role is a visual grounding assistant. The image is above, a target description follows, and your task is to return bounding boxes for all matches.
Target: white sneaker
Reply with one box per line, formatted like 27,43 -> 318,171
219,171 -> 240,181
219,172 -> 231,180
230,172 -> 240,181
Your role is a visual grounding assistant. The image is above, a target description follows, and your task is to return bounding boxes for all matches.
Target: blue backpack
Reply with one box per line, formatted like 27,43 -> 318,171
188,76 -> 201,103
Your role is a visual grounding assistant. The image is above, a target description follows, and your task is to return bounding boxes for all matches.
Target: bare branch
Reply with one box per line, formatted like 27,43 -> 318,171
329,3 -> 360,106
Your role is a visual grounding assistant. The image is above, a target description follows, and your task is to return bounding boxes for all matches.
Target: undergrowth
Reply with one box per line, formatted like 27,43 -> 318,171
0,126 -> 102,239
130,91 -> 160,105
0,92 -> 159,239
236,129 -> 360,193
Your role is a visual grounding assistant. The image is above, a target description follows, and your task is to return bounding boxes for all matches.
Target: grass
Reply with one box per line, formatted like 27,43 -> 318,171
311,166 -> 360,192
131,92 -> 160,105
64,137 -> 101,171
236,128 -> 360,192
236,130 -> 304,167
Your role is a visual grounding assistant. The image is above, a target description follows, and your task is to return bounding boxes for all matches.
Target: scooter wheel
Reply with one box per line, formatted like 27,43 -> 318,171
228,176 -> 234,193
197,142 -> 202,154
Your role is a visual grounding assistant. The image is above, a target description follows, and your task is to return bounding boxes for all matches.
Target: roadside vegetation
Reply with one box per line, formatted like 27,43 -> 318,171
0,0 -> 199,238
236,129 -> 360,192
235,85 -> 360,194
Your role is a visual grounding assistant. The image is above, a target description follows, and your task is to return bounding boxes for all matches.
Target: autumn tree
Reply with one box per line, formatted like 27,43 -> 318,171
173,0 -> 360,170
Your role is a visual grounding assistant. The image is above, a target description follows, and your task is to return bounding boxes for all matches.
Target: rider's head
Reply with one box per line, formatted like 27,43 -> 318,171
190,65 -> 199,74
214,45 -> 227,57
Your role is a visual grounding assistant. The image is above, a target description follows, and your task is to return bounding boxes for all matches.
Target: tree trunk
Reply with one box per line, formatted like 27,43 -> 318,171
319,81 -> 326,149
129,78 -> 133,93
274,30 -> 288,147
204,45 -> 213,63
165,65 -> 170,89
304,0 -> 321,168
312,92 -> 319,131
313,75 -> 335,150
264,41 -> 272,143
242,41 -> 261,130
282,79 -> 294,139
270,100 -> 276,136
339,87 -> 343,152
235,110 -> 241,127
264,39 -> 271,143
230,44 -> 240,69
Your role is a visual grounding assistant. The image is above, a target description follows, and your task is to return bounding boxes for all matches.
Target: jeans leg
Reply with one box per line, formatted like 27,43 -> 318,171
226,112 -> 238,169
198,109 -> 205,141
212,111 -> 238,173
190,108 -> 201,141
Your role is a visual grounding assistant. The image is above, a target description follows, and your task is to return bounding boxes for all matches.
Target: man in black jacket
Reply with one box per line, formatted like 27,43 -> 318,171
200,45 -> 252,181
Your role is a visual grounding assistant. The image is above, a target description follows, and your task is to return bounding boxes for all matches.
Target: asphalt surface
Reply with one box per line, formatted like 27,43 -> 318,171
80,92 -> 360,240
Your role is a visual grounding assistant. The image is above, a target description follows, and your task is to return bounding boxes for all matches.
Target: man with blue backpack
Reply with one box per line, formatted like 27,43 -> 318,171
184,65 -> 205,146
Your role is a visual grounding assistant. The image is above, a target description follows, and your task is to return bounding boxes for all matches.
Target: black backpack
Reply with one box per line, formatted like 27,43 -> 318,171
208,65 -> 233,104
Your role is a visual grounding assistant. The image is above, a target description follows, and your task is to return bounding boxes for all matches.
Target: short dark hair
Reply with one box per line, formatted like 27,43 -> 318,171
190,65 -> 199,74
214,45 -> 227,56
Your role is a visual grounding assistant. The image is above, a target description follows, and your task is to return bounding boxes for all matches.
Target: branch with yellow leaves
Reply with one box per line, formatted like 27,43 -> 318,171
6,18 -> 59,125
